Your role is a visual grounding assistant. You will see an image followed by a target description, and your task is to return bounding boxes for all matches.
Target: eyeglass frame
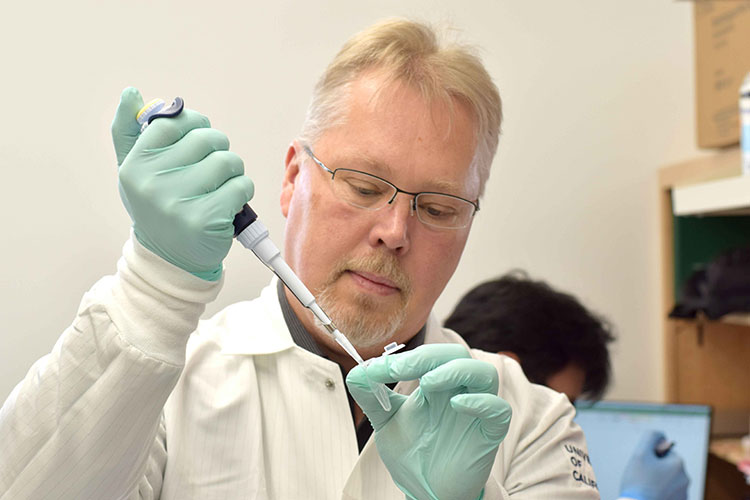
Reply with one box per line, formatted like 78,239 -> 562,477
301,144 -> 480,229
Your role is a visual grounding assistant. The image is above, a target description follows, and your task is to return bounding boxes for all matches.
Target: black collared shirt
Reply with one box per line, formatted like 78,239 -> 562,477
276,279 -> 425,451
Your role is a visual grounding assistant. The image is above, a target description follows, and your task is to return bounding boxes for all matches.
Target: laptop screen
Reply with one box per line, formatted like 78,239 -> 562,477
574,400 -> 711,500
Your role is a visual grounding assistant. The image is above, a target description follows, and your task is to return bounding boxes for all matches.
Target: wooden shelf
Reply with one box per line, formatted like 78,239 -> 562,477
710,438 -> 749,468
672,174 -> 750,216
659,148 -> 750,411
659,148 -> 741,189
719,313 -> 750,328
669,314 -> 750,329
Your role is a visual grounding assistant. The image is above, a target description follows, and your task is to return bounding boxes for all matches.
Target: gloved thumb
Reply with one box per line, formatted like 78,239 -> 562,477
111,87 -> 145,166
346,365 -> 406,431
637,430 -> 667,456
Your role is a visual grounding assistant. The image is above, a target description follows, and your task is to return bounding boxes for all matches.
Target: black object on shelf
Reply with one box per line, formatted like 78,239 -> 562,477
670,246 -> 750,320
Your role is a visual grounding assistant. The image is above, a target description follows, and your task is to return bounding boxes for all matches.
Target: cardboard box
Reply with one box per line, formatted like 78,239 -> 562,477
694,2 -> 750,148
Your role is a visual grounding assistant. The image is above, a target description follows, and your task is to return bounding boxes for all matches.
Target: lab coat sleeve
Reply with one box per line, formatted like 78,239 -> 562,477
0,234 -> 221,500
483,476 -> 511,500
500,386 -> 600,498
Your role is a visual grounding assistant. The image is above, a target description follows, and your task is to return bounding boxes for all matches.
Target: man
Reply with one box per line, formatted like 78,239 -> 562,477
445,271 -> 690,500
0,19 -> 598,499
444,270 -> 616,403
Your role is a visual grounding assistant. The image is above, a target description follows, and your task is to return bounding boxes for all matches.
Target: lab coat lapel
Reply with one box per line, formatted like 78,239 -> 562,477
220,278 -> 296,355
225,279 -> 361,496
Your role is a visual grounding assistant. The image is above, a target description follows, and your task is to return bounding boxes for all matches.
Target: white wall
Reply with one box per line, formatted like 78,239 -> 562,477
0,0 -> 703,402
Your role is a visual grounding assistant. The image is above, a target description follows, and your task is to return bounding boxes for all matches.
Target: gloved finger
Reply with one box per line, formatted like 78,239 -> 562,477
210,174 -> 255,217
364,344 -> 471,384
136,108 -> 211,151
149,128 -> 231,172
636,430 -> 667,455
450,393 -> 512,442
346,364 -> 407,431
177,151 -> 245,197
419,358 -> 499,395
111,87 -> 145,166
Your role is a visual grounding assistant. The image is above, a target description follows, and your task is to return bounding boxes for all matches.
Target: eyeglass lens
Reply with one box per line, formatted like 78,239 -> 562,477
332,170 -> 473,229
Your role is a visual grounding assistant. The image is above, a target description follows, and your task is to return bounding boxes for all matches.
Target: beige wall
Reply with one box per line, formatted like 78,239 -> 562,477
0,1 -> 703,402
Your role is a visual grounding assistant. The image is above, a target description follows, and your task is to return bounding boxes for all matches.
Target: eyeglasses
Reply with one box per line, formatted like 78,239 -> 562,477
302,145 -> 479,230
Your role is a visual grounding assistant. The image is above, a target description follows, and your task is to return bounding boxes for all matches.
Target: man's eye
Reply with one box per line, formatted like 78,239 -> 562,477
420,203 -> 458,219
346,179 -> 383,197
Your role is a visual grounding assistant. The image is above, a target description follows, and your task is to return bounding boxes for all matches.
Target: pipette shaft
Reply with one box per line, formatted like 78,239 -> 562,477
233,205 -> 391,410
233,206 -> 365,363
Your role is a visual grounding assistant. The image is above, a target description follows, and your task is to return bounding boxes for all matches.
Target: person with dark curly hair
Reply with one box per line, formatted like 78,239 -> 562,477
445,270 -> 615,402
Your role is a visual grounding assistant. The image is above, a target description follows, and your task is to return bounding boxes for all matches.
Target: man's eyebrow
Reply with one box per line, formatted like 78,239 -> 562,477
343,153 -> 468,196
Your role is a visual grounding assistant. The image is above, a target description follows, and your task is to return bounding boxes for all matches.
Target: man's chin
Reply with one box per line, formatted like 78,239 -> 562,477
316,300 -> 406,348
315,272 -> 411,345
342,323 -> 399,349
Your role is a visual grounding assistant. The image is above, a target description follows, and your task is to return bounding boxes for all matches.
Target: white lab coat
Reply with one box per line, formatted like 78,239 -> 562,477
0,236 -> 600,499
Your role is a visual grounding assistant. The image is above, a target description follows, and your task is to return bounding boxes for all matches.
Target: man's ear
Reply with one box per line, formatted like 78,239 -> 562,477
280,142 -> 302,218
498,351 -> 521,364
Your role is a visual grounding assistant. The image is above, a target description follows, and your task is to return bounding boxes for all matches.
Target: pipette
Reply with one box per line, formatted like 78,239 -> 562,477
233,198 -> 393,411
137,97 -> 393,411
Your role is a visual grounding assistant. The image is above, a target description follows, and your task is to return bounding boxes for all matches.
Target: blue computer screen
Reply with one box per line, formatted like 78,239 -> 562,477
574,401 -> 711,500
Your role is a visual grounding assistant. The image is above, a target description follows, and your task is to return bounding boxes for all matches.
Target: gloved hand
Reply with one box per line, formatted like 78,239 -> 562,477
346,344 -> 512,500
619,430 -> 690,500
111,87 -> 254,280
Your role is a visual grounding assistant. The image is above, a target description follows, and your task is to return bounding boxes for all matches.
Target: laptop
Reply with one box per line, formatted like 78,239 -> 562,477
574,400 -> 712,500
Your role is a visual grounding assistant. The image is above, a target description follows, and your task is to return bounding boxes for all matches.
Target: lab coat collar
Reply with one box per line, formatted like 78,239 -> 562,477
220,278 -> 297,355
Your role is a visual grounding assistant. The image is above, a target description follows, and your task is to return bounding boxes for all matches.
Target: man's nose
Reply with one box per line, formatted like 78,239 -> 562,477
367,194 -> 413,255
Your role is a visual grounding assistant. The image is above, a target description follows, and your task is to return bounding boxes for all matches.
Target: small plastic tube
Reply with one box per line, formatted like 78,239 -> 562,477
362,342 -> 405,412
330,329 -> 392,411
367,376 -> 392,412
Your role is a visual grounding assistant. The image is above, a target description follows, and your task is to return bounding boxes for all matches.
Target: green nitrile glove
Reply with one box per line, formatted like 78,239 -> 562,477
111,87 -> 254,280
346,344 -> 512,500
112,87 -> 144,166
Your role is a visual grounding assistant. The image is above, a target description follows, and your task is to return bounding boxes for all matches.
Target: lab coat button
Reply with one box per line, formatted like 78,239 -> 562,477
325,378 -> 335,390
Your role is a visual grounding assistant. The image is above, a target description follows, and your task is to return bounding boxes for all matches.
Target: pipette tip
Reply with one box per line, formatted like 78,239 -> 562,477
332,329 -> 365,365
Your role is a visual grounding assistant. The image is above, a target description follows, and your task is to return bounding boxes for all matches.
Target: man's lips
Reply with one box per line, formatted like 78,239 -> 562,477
347,270 -> 401,295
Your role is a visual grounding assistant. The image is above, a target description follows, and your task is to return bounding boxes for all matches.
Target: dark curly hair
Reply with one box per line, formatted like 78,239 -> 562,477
444,270 -> 615,400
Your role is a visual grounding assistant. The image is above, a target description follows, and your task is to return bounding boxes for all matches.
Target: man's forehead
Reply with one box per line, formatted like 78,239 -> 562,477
314,71 -> 481,197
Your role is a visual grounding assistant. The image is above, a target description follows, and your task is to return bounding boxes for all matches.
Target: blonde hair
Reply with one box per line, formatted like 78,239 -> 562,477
299,18 -> 502,197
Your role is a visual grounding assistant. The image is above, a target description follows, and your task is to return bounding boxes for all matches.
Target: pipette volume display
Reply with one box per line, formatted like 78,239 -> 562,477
137,97 -> 393,412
